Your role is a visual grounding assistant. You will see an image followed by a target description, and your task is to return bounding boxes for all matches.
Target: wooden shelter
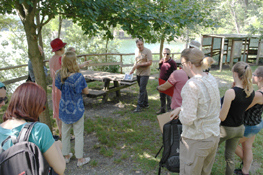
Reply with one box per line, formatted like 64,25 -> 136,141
201,34 -> 263,71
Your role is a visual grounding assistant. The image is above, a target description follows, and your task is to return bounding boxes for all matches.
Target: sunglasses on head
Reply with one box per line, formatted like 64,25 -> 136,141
0,96 -> 8,104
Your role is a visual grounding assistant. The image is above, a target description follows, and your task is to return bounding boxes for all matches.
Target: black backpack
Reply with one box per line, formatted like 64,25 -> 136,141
155,119 -> 182,175
0,122 -> 49,175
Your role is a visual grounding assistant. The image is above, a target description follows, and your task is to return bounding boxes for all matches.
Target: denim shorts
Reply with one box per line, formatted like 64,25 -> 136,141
244,120 -> 263,138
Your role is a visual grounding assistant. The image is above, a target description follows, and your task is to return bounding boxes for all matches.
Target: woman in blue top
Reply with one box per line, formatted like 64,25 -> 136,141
0,82 -> 65,175
55,51 -> 90,167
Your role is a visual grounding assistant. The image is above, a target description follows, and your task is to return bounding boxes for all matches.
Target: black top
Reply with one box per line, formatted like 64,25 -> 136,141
244,91 -> 263,126
221,87 -> 255,127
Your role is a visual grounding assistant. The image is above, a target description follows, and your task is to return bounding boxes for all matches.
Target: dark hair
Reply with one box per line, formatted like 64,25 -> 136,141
3,82 -> 46,122
181,48 -> 204,67
136,38 -> 144,43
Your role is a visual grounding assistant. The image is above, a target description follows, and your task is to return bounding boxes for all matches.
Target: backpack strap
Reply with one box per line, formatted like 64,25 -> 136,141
0,135 -> 16,153
16,122 -> 37,143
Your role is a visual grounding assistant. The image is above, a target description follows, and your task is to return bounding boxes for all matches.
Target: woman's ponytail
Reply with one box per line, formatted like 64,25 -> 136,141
232,61 -> 253,97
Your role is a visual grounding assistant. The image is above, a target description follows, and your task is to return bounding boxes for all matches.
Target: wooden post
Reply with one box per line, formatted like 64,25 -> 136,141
230,40 -> 235,69
243,38 -> 247,62
114,81 -> 121,97
84,56 -> 87,61
200,35 -> 203,51
120,55 -> 123,74
219,37 -> 225,72
256,39 -> 262,65
211,37 -> 214,57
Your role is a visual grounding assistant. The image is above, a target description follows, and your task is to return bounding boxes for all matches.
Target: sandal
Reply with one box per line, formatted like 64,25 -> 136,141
234,169 -> 249,175
65,153 -> 73,163
77,157 -> 90,167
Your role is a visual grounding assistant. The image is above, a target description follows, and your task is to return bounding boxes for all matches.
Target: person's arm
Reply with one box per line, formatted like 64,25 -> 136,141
43,140 -> 66,175
170,107 -> 181,120
219,89 -> 235,121
178,81 -> 199,126
79,60 -> 92,69
157,81 -> 173,91
136,60 -> 152,67
82,86 -> 89,94
246,91 -> 263,110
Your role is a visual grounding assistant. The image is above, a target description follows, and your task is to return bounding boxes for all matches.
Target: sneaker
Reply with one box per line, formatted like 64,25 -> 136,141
133,107 -> 142,112
65,153 -> 73,163
77,157 -> 91,167
156,109 -> 165,115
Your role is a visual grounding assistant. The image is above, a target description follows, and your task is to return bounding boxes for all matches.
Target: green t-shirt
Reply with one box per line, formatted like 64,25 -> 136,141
0,122 -> 54,153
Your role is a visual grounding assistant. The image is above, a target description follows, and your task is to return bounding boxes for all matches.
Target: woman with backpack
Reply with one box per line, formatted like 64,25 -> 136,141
170,48 -> 221,175
219,62 -> 254,175
0,82 -> 65,175
234,66 -> 263,175
55,51 -> 90,167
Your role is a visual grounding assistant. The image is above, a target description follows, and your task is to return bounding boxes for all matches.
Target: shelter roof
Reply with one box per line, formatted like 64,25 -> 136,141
202,34 -> 260,39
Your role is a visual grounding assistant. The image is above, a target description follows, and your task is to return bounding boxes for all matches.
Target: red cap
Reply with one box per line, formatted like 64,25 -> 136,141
50,38 -> 67,52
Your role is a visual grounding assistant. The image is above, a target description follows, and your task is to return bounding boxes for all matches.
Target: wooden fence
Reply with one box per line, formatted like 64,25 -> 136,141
1,52 -> 180,85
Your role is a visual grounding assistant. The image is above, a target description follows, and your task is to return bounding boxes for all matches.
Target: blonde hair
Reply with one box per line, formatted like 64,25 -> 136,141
255,66 -> 263,78
181,48 -> 204,67
202,57 -> 215,70
67,47 -> 75,52
232,61 -> 253,97
58,51 -> 80,83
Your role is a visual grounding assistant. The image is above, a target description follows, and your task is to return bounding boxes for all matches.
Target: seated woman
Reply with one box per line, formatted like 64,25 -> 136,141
0,82 -> 65,175
170,48 -> 221,175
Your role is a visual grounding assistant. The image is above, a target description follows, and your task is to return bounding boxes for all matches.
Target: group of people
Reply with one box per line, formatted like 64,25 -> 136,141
0,38 -> 263,175
0,38 -> 92,174
130,39 -> 263,175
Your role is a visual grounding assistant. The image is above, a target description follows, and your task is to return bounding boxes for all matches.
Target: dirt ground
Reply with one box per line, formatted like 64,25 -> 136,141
48,74 -> 261,175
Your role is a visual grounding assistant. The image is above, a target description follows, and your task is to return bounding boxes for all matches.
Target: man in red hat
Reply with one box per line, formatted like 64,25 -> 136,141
49,38 -> 67,138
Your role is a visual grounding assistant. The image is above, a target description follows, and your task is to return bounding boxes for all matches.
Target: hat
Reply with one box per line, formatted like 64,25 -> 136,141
50,38 -> 67,52
189,40 -> 201,49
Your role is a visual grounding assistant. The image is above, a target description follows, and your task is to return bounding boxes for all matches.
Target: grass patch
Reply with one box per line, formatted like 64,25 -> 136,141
90,160 -> 98,167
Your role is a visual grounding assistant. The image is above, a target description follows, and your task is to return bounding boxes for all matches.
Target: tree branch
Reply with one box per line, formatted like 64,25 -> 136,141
36,14 -> 55,28
14,2 -> 25,22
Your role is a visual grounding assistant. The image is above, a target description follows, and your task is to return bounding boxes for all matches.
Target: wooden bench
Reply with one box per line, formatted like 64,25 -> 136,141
86,89 -> 106,98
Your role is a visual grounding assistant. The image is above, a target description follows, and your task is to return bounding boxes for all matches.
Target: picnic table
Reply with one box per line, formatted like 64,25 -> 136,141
80,70 -> 137,102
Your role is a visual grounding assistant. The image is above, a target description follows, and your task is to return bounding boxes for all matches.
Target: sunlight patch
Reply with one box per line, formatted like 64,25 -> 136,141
139,152 -> 159,162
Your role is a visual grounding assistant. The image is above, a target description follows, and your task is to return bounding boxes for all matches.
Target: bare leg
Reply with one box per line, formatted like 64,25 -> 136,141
235,137 -> 248,159
56,118 -> 62,138
241,135 -> 256,174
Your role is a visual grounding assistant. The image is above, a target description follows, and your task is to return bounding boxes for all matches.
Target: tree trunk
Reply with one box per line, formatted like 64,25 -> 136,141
105,38 -> 109,62
16,5 -> 52,130
230,0 -> 240,34
58,16 -> 62,38
159,37 -> 164,60
36,6 -> 45,60
185,29 -> 189,49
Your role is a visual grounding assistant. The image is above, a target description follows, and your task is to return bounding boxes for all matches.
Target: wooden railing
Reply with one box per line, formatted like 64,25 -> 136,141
1,52 -> 181,85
